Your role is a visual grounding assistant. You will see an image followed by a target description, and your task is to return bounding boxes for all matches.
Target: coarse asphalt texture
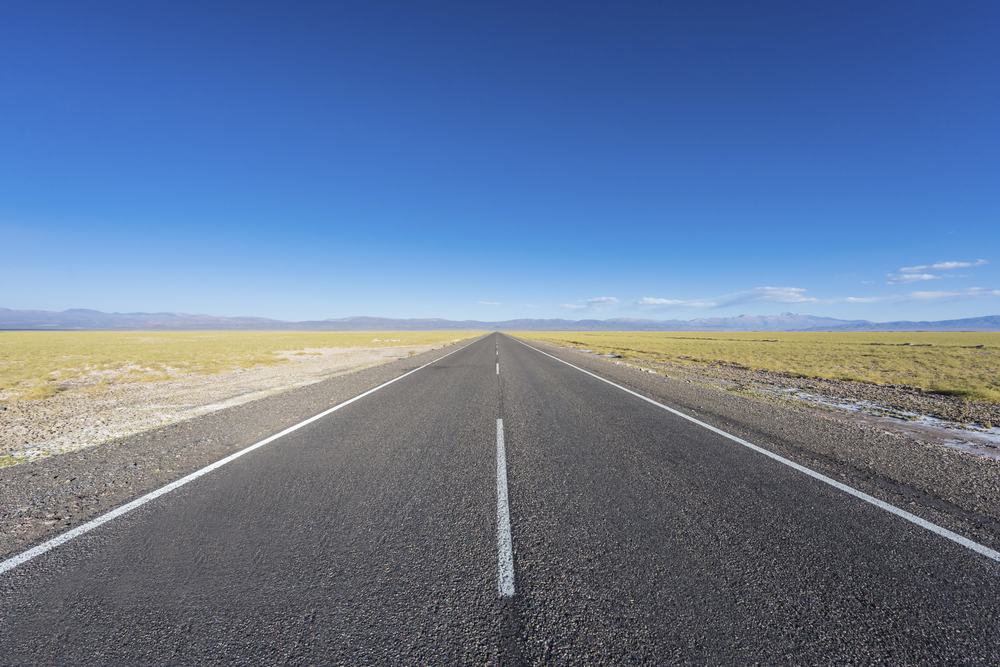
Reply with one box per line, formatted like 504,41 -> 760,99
1,333 -> 999,665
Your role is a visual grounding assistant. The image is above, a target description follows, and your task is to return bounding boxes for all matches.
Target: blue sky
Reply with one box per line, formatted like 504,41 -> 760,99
2,1 -> 998,323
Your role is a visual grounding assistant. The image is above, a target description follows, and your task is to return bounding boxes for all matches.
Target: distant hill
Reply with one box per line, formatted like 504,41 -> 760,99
804,315 -> 1000,332
0,308 -> 290,331
3,308 -> 999,332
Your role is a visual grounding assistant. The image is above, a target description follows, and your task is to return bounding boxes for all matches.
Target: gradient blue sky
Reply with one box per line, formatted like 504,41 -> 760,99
3,1 -> 998,322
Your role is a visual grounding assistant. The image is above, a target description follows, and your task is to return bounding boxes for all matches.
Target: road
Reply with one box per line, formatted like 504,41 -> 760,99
2,333 -> 999,665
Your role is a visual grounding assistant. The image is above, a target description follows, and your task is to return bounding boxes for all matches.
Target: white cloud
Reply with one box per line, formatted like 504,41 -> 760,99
838,296 -> 887,303
477,301 -> 501,305
905,288 -> 1000,301
633,282 -> 1000,312
886,273 -> 939,284
639,296 -> 718,307
900,259 -> 987,273
837,288 -> 1000,304
522,304 -> 537,308
639,297 -> 685,305
637,287 -> 815,309
718,287 -> 818,307
562,296 -> 619,311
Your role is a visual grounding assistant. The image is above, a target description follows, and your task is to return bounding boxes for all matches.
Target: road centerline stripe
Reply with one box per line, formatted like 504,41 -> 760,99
0,339 -> 479,576
512,337 -> 1000,564
496,418 -> 515,597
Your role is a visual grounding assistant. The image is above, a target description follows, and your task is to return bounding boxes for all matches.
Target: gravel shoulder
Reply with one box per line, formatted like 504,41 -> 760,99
514,337 -> 1000,553
606,353 -> 1000,459
0,337 -> 485,561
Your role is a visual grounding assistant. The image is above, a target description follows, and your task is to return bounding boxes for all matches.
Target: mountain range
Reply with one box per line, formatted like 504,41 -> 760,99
2,308 -> 999,332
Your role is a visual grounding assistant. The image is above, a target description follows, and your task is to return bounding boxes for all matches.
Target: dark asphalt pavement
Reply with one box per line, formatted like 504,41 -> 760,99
2,333 -> 999,665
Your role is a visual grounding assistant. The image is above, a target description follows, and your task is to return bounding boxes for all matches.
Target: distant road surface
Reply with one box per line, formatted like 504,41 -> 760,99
2,333 -> 999,665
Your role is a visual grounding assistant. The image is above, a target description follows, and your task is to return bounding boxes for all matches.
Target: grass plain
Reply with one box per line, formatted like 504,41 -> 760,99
0,331 -> 480,401
513,331 -> 1000,403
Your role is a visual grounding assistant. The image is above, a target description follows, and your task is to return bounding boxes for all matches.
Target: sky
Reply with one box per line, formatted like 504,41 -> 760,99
2,1 -> 998,323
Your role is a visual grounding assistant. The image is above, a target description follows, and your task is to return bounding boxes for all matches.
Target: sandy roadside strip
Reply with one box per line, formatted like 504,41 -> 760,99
1,344 -> 451,466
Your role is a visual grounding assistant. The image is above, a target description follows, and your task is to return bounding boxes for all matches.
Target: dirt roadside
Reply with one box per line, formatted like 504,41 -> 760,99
603,351 -> 1000,458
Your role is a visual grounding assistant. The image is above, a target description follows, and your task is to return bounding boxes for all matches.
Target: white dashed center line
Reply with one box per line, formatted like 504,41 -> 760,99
496,418 -> 515,597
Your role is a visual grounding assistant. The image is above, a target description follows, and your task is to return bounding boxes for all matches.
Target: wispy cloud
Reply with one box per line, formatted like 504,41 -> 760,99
477,301 -> 501,305
885,259 -> 986,284
816,289 -> 1000,304
638,297 -> 685,306
636,284 -> 1000,310
638,287 -> 817,309
900,259 -> 987,273
717,287 -> 817,307
562,296 -> 619,311
886,273 -> 940,284
838,296 -> 886,303
638,296 -> 717,307
906,288 -> 1000,301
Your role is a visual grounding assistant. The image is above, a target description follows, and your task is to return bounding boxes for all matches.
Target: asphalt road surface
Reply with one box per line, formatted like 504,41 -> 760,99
2,333 -> 999,665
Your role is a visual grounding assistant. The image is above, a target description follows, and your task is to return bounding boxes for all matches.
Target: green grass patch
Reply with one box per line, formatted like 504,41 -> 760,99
0,455 -> 24,468
0,331 -> 480,401
511,331 -> 1000,403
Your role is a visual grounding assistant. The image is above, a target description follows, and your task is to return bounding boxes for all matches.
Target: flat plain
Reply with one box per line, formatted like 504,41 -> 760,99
0,330 -> 480,401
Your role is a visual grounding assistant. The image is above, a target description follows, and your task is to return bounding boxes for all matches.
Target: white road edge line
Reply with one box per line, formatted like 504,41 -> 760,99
496,418 -> 515,596
0,339 -> 477,576
513,337 -> 1000,564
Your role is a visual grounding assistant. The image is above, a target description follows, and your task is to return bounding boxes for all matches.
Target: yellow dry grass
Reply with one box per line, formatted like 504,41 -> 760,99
0,331 -> 479,401
511,331 -> 1000,403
